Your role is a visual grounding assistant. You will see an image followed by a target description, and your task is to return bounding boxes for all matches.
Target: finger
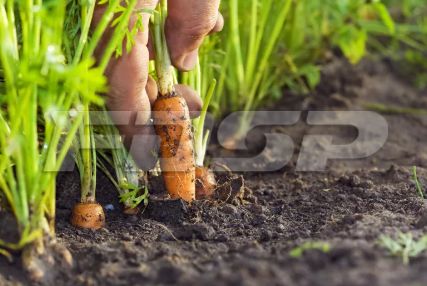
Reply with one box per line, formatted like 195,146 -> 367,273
175,84 -> 202,118
209,12 -> 224,35
146,76 -> 158,106
106,43 -> 159,170
93,0 -> 159,170
166,0 -> 221,71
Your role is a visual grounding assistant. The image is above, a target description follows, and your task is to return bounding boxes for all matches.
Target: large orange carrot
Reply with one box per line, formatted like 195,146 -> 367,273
151,0 -> 195,202
153,94 -> 196,201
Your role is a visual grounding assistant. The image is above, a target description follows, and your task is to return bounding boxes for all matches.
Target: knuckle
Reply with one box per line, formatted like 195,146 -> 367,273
184,16 -> 217,39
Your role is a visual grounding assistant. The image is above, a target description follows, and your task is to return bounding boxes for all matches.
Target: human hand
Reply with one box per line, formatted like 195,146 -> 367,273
93,0 -> 223,170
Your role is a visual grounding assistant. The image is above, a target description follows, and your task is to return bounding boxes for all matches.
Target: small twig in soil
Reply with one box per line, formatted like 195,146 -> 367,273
152,222 -> 180,242
363,102 -> 427,116
412,166 -> 425,199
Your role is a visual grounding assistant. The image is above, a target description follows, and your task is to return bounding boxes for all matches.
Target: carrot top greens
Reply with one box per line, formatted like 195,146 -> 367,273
195,0 -> 406,142
0,0 -> 144,259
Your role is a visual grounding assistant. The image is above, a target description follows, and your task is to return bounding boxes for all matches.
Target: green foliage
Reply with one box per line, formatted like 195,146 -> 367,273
0,0 -> 141,256
289,241 -> 331,258
379,232 -> 427,265
334,26 -> 368,64
119,186 -> 149,210
180,61 -> 217,167
95,109 -> 148,210
198,0 -> 397,139
105,0 -> 149,57
0,0 -> 103,253
370,0 -> 427,88
73,108 -> 98,203
213,0 -> 293,116
71,0 -> 146,205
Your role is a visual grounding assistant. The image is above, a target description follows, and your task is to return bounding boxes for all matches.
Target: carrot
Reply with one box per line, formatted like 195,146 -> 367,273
195,166 -> 216,199
192,77 -> 218,199
153,94 -> 196,201
70,202 -> 105,230
123,206 -> 141,215
71,107 -> 105,229
151,0 -> 196,202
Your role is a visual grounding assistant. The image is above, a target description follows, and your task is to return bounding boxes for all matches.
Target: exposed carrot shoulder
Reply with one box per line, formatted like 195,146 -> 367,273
70,202 -> 105,230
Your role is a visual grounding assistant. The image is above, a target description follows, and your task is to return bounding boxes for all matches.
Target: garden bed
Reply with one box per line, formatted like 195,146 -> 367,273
1,57 -> 427,286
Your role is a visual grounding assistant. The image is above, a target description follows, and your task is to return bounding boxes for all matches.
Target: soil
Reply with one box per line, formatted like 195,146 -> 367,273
2,56 -> 427,286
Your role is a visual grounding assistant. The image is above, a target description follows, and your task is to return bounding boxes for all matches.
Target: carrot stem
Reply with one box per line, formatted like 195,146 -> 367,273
151,0 -> 174,96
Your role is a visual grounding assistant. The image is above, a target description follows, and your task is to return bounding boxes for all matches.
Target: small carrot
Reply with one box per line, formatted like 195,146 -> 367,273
70,202 -> 105,230
192,78 -> 218,199
151,0 -> 196,202
123,206 -> 141,215
71,104 -> 105,229
195,166 -> 216,199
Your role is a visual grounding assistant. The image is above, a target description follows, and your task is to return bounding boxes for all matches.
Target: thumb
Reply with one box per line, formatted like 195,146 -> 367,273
165,0 -> 223,71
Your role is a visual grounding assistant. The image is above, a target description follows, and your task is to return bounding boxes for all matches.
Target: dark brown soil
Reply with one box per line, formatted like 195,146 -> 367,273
2,57 -> 427,286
